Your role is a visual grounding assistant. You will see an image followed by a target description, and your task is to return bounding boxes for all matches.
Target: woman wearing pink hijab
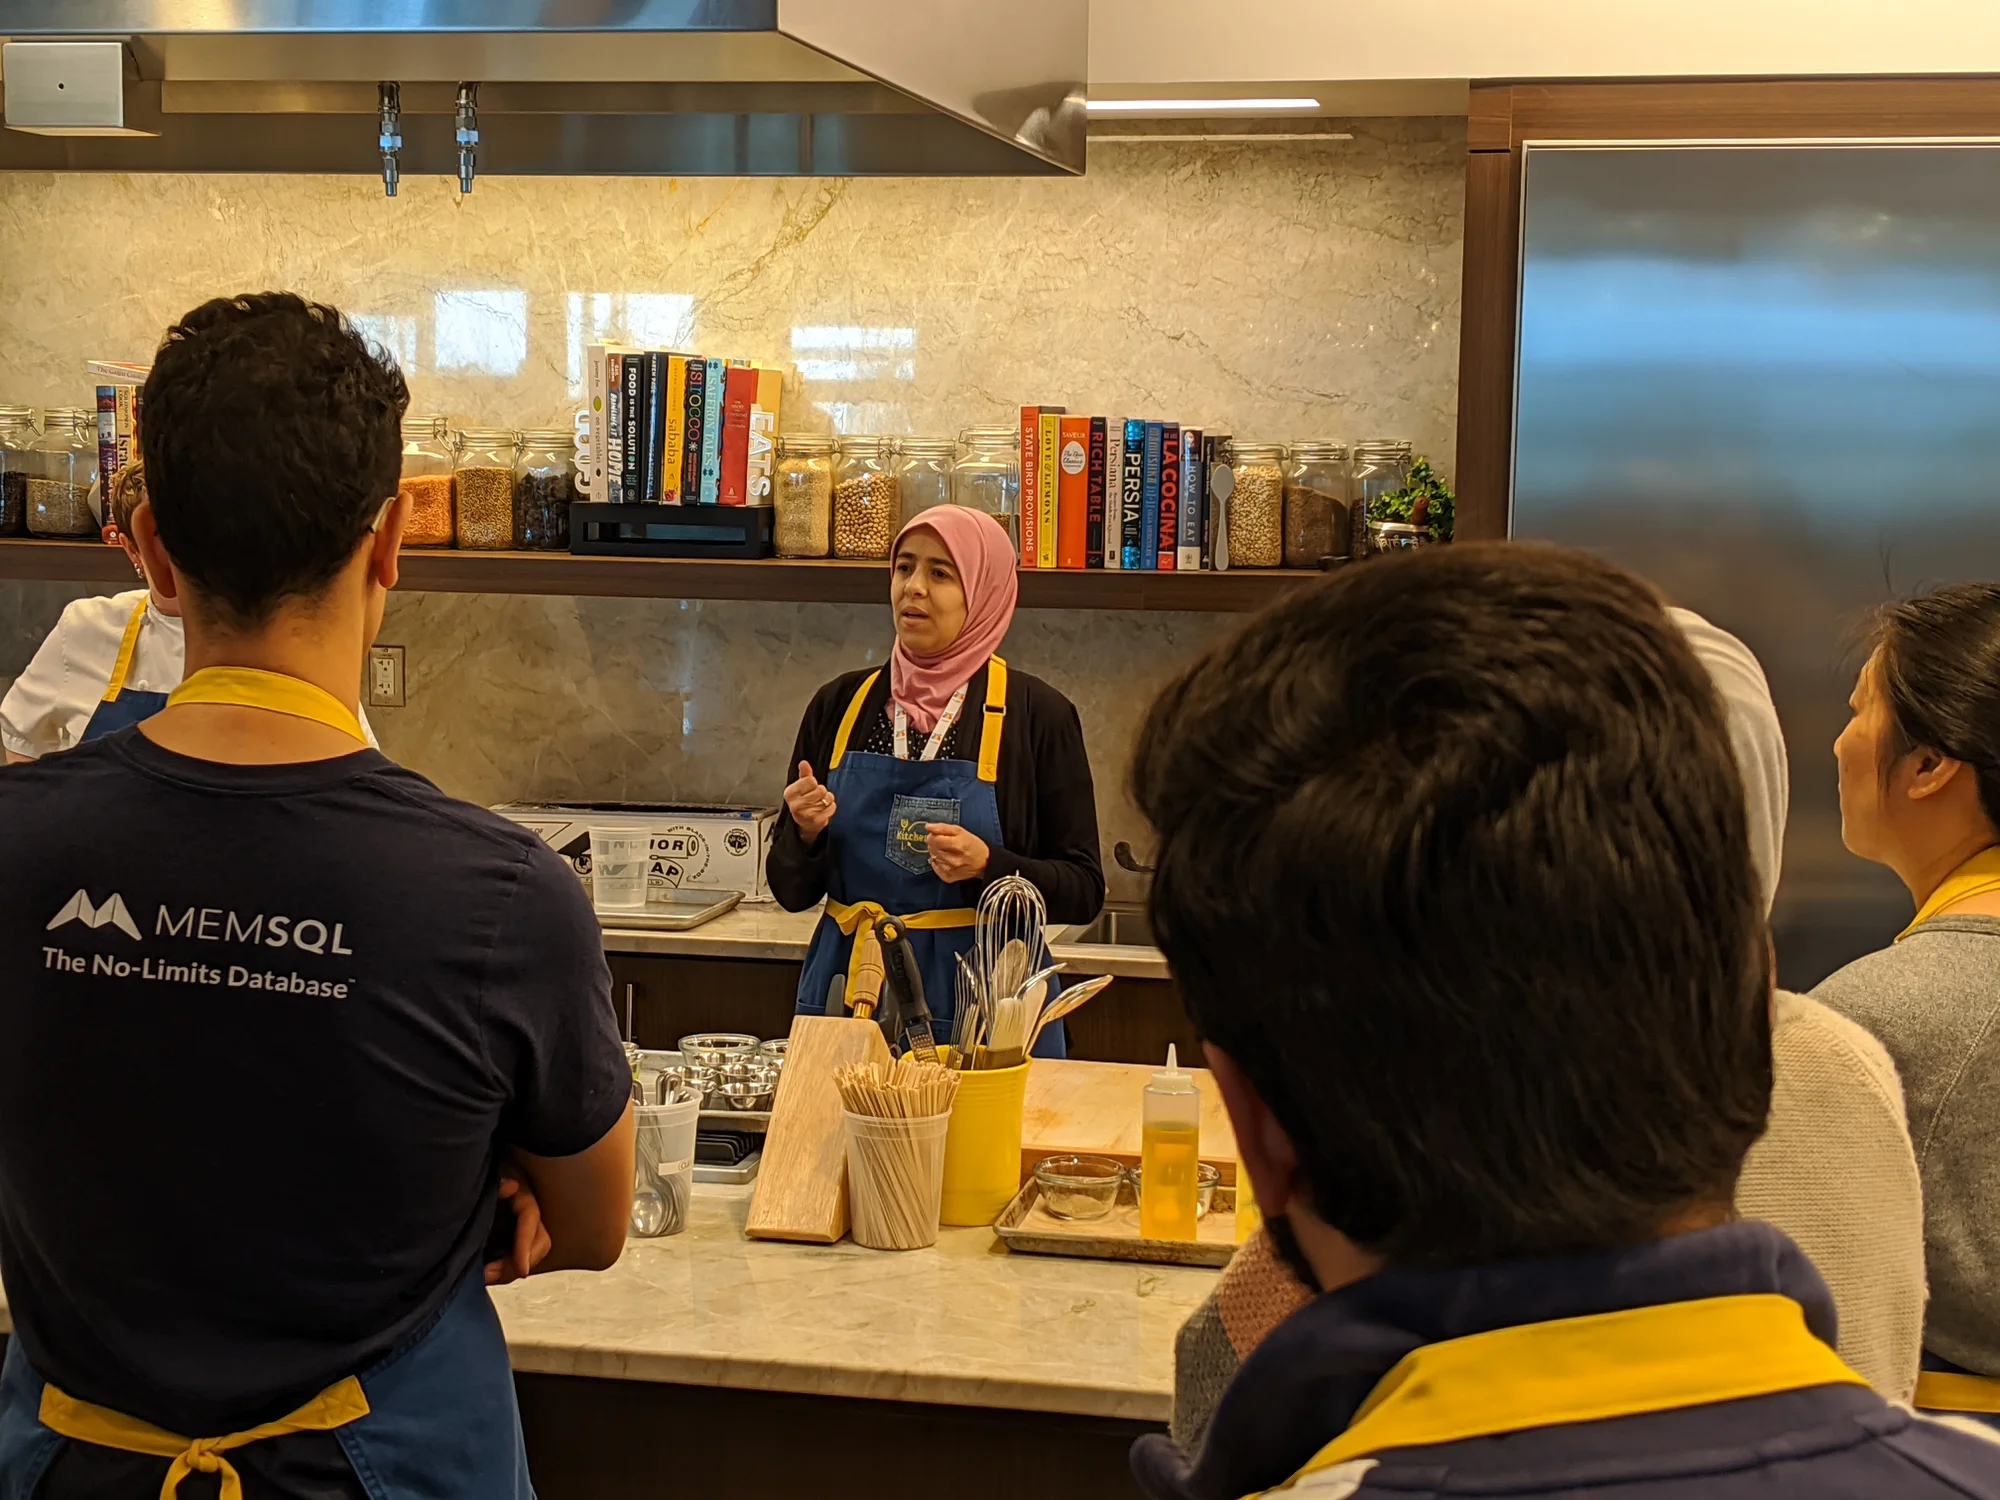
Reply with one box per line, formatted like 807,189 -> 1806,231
769,506 -> 1104,1054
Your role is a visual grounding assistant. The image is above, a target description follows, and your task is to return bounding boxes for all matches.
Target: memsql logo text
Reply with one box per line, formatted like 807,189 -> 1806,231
44,892 -> 353,956
46,890 -> 140,941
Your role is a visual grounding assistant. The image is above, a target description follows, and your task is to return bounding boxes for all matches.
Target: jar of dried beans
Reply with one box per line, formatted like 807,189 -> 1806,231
0,407 -> 37,536
26,408 -> 98,538
1226,442 -> 1285,569
833,435 -> 898,560
514,429 -> 576,551
1283,441 -> 1351,568
1352,440 -> 1413,558
398,416 -> 456,548
774,435 -> 835,559
454,429 -> 519,550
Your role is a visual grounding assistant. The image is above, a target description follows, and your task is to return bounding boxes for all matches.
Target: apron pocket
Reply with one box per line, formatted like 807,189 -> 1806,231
886,794 -> 961,875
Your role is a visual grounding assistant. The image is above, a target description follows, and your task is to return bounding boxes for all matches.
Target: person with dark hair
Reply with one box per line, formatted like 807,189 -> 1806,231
1128,542 -> 2000,1500
1817,581 -> 2000,1424
0,293 -> 635,1499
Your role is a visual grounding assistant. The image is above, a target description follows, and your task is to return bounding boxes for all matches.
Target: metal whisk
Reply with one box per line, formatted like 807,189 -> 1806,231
968,875 -> 1045,1066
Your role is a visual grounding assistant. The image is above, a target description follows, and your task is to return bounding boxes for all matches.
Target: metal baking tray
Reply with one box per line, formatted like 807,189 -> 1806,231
597,887 -> 744,932
694,1150 -> 761,1185
992,1179 -> 1240,1268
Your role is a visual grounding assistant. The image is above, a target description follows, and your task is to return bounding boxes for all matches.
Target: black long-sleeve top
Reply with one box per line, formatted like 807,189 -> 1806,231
767,661 -> 1105,925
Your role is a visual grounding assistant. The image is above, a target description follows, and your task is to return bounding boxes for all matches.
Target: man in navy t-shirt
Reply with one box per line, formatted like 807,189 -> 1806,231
0,293 -> 634,1499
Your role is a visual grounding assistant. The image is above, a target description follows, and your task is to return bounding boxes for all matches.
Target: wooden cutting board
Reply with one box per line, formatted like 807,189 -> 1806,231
1020,1058 -> 1237,1184
745,1015 -> 891,1243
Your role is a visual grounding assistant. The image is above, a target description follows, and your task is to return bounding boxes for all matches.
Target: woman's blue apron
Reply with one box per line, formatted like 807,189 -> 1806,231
0,1264 -> 533,1499
80,599 -> 170,743
794,655 -> 1064,1057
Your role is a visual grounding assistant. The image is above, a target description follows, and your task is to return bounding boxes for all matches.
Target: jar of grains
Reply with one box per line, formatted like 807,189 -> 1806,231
773,435 -> 835,558
895,437 -> 956,527
454,429 -> 519,550
0,407 -> 38,536
950,427 -> 1020,555
1351,440 -> 1413,558
26,408 -> 99,538
398,416 -> 456,547
1226,442 -> 1286,568
514,429 -> 577,551
1283,441 -> 1352,568
833,435 -> 898,560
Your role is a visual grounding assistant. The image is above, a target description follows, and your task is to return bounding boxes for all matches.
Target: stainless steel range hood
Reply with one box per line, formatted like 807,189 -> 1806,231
0,1 -> 1086,179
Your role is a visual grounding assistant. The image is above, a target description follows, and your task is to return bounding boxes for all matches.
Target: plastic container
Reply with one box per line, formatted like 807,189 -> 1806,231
630,1095 -> 700,1239
26,407 -> 98,538
832,435 -> 898,560
589,825 -> 652,912
1138,1044 -> 1201,1242
844,1110 -> 952,1250
773,435 -> 835,559
513,428 -> 576,551
453,428 -> 518,550
398,416 -> 456,547
950,426 -> 1021,556
0,407 -> 37,536
1283,441 -> 1352,567
939,1055 -> 1030,1226
895,437 -> 956,526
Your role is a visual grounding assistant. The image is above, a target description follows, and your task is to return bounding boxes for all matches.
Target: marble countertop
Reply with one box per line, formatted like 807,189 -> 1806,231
601,899 -> 1173,981
0,1186 -> 1217,1422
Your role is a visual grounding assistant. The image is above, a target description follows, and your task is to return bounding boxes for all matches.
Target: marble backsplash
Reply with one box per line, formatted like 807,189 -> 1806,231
0,120 -> 1465,901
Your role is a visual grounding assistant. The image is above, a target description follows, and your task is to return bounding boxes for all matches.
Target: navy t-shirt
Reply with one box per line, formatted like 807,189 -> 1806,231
0,729 -> 628,1435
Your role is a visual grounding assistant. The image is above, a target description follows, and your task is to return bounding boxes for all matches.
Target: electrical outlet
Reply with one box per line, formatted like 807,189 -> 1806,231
367,645 -> 405,708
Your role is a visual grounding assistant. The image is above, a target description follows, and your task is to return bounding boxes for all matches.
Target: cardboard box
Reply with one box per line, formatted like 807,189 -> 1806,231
492,802 -> 779,902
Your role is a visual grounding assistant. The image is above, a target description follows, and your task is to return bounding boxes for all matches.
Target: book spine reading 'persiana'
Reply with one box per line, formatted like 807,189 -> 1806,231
1121,419 -> 1144,570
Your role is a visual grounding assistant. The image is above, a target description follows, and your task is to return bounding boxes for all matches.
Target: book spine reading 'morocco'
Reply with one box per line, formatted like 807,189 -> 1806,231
680,355 -> 708,501
1120,419 -> 1144,570
1085,416 -> 1108,569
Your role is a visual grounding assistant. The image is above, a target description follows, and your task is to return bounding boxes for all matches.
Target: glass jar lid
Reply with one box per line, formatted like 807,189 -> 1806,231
1288,440 -> 1349,461
897,436 -> 957,458
1230,441 -> 1285,463
456,427 -> 517,447
1354,439 -> 1413,460
957,424 -> 1019,450
517,427 -> 574,446
778,434 -> 836,457
837,434 -> 894,458
401,414 -> 449,441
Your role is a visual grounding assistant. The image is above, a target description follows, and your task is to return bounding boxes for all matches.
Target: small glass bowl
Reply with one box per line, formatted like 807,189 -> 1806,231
1126,1161 -> 1222,1219
678,1032 -> 760,1069
1032,1154 -> 1125,1221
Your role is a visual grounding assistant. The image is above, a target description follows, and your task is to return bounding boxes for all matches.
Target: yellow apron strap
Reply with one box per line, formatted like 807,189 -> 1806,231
1900,845 -> 2000,939
102,599 -> 149,703
828,670 -> 882,772
1270,1293 -> 1865,1489
825,898 -> 977,998
1915,1369 -> 2000,1415
40,1375 -> 371,1500
977,656 -> 1007,784
166,666 -> 367,746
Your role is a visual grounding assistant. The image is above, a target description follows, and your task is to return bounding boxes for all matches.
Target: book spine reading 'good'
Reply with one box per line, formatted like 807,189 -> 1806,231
719,364 -> 756,506
1121,419 -> 1145,570
621,353 -> 644,502
1157,424 -> 1181,573
1085,416 -> 1108,569
1056,415 -> 1088,570
680,357 -> 708,501
1177,426 -> 1204,571
1139,422 -> 1164,571
699,358 -> 726,503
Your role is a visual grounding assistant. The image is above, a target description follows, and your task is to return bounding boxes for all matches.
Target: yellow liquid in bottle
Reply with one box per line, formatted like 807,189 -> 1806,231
1139,1122 -> 1202,1241
1234,1168 -> 1261,1243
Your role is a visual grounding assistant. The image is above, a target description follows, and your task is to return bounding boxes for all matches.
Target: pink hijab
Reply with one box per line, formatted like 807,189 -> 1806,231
888,507 -> 1019,731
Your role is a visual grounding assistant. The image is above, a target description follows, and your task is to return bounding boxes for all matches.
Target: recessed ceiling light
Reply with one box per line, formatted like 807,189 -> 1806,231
1085,97 -> 1321,114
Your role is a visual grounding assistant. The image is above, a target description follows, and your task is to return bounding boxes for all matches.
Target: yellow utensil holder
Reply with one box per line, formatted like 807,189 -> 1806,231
940,1057 -> 1031,1226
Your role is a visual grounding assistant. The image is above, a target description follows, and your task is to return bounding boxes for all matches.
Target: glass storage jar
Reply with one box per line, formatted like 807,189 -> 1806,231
27,407 -> 98,538
0,407 -> 38,536
1226,441 -> 1286,569
453,428 -> 519,550
398,416 -> 456,548
895,437 -> 956,527
1352,440 -> 1414,558
514,429 -> 577,551
950,426 -> 1021,556
1283,441 -> 1352,568
833,435 -> 898,560
773,435 -> 835,559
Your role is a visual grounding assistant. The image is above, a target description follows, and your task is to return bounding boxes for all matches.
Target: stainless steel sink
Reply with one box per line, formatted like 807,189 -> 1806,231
1061,906 -> 1155,947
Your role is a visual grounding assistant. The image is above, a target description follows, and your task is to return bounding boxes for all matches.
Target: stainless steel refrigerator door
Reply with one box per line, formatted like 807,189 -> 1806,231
1512,142 -> 2000,988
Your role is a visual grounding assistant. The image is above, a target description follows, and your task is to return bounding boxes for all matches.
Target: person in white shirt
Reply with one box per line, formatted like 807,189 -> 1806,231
3,462 -> 374,761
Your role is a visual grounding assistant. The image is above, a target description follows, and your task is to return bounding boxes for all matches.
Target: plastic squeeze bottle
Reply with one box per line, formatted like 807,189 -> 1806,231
1139,1044 -> 1202,1241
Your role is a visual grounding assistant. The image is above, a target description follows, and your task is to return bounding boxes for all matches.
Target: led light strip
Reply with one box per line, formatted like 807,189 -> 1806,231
1085,97 -> 1321,114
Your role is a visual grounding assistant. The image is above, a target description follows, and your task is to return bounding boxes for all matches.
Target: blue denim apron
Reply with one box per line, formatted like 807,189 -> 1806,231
79,599 -> 169,744
0,1265 -> 534,1499
794,656 -> 1064,1056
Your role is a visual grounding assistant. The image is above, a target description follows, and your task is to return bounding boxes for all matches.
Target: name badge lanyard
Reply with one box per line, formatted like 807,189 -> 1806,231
892,683 -> 968,763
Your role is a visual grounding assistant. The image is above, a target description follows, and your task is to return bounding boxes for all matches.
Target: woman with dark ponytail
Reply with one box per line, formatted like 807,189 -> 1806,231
1817,580 -> 2000,1425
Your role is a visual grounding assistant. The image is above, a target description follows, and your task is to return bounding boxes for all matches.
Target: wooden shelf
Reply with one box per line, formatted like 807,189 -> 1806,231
0,539 -> 1320,613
